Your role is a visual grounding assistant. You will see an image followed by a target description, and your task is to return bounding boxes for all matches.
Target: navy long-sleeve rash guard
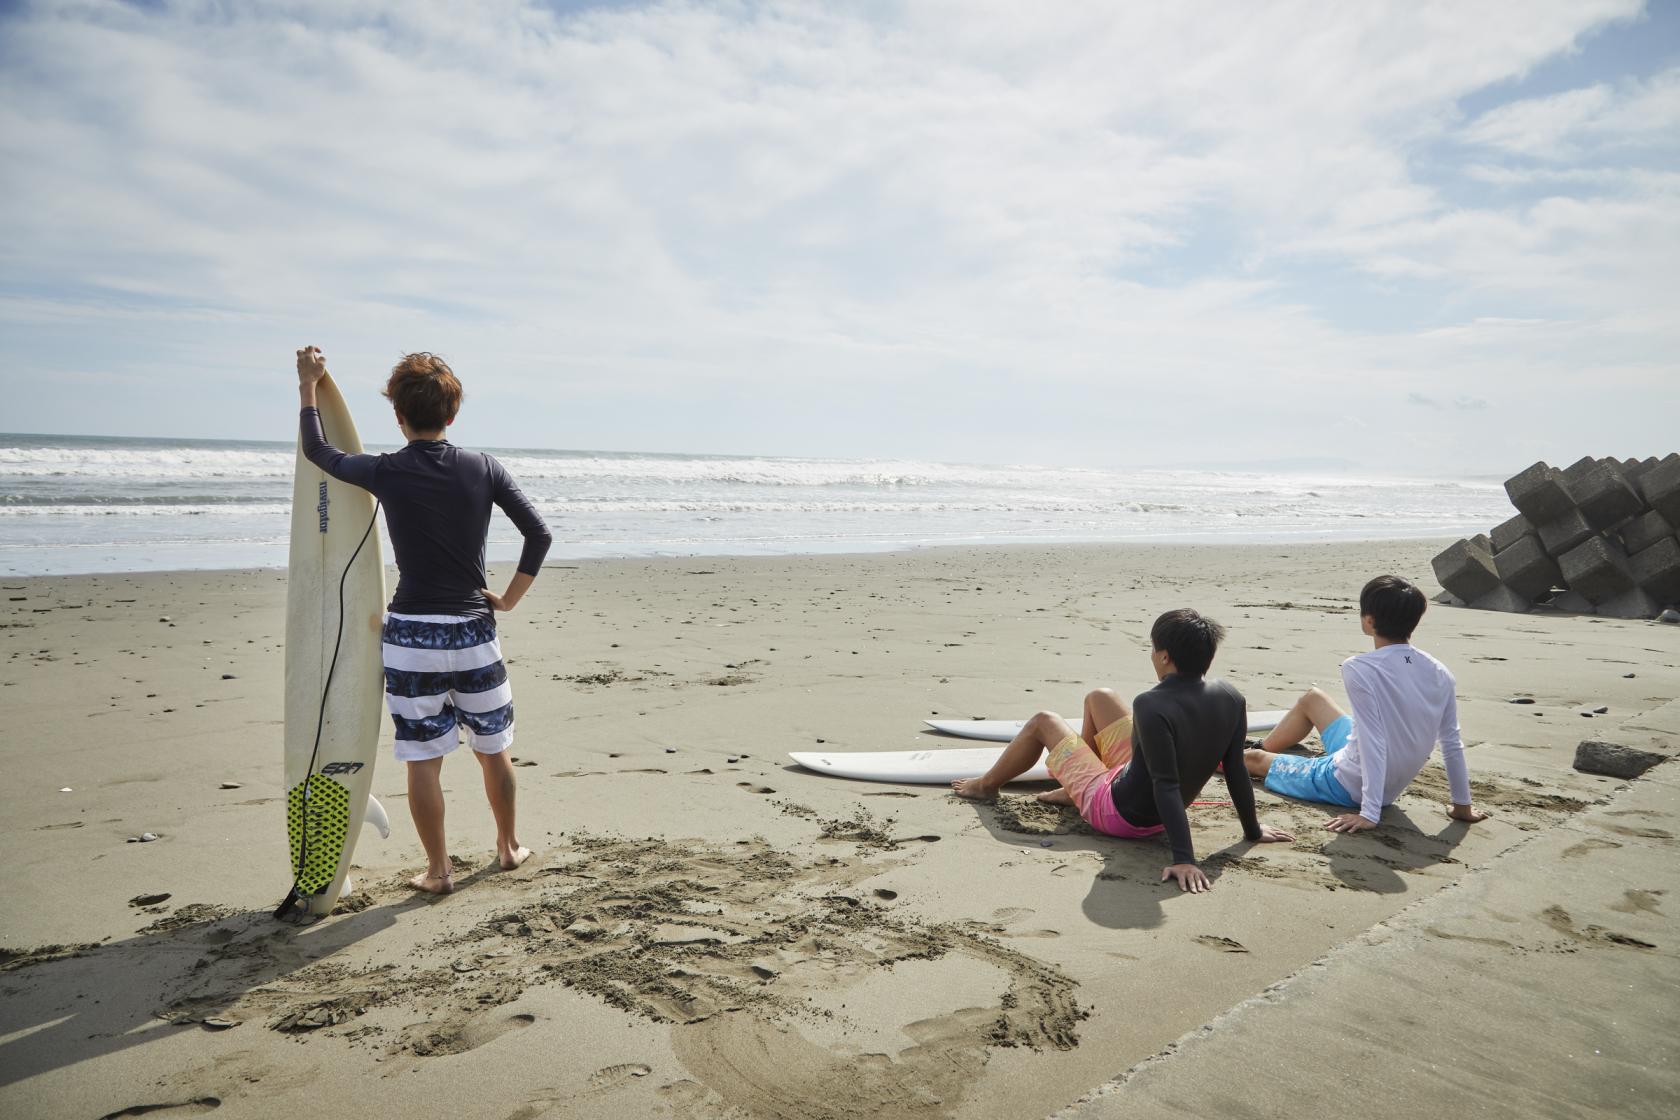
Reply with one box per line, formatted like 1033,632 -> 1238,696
301,407 -> 551,619
1108,674 -> 1263,865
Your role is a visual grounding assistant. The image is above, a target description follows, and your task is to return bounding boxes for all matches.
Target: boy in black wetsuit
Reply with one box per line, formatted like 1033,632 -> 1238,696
297,346 -> 552,894
954,609 -> 1294,892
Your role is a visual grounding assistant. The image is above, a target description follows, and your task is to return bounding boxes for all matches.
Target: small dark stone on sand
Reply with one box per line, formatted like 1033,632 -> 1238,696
727,757 -> 739,764
221,673 -> 236,680
129,893 -> 171,906
1624,673 -> 1636,679
1593,706 -> 1609,714
815,738 -> 825,744
219,781 -> 242,789
1573,739 -> 1665,779
1039,839 -> 1054,847
873,888 -> 898,900
158,616 -> 171,622
1508,697 -> 1536,704
665,748 -> 676,753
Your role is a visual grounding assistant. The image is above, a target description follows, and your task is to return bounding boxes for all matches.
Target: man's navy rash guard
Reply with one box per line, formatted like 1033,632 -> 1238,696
1108,674 -> 1263,865
301,407 -> 551,619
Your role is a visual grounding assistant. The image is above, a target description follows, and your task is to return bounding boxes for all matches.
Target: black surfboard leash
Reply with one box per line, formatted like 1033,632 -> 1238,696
274,498 -> 382,921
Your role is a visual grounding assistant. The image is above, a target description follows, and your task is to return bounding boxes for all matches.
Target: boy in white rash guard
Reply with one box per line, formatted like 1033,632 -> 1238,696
1243,575 -> 1489,833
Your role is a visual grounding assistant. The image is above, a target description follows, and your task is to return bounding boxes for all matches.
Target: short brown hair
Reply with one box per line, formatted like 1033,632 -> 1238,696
383,352 -> 462,432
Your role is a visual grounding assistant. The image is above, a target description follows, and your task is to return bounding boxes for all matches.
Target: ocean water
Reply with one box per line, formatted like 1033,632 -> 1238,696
0,433 -> 1511,576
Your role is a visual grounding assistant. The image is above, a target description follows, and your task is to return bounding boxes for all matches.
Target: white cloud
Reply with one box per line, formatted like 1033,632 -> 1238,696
0,0 -> 1671,472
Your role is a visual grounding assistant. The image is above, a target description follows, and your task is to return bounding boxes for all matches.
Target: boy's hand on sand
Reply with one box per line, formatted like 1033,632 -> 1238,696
296,346 -> 328,385
1162,863 -> 1210,893
1324,812 -> 1377,833
1448,804 -> 1489,823
1255,824 -> 1295,843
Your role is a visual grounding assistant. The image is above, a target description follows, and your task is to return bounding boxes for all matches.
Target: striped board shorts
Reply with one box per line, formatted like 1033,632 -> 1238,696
382,613 -> 514,762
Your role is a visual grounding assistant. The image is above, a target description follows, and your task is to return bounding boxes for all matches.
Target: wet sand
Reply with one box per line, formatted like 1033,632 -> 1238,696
1,540 -> 1675,1119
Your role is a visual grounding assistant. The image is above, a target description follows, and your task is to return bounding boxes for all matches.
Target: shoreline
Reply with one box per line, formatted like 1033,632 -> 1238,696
4,525 -> 1499,580
3,538 -> 1675,1118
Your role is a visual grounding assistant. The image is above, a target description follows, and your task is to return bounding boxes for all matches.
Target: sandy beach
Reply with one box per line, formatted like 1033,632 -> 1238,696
2,540 -> 1676,1119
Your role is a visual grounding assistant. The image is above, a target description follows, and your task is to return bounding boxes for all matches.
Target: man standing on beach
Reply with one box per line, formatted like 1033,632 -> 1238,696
953,609 -> 1294,892
297,346 -> 552,893
1243,574 -> 1489,832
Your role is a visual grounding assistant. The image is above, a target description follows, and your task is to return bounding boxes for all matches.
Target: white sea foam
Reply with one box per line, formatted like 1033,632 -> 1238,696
0,435 -> 1512,576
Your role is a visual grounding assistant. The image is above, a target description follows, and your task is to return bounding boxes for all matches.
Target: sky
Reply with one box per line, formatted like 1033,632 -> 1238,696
0,0 -> 1676,473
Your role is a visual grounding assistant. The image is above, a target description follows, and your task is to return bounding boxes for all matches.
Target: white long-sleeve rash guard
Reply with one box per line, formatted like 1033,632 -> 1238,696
1331,643 -> 1471,822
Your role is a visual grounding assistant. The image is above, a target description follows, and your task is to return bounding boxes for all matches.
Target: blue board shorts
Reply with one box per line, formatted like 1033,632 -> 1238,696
1263,714 -> 1359,808
382,613 -> 515,761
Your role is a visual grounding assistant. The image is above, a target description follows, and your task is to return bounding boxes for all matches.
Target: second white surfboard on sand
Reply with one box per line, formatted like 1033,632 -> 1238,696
789,711 -> 1287,785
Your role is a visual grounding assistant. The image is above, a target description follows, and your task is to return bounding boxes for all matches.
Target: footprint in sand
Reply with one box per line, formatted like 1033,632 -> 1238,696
736,782 -> 776,794
1610,889 -> 1665,916
413,1011 -> 536,1056
35,820 -> 85,830
588,1063 -> 654,1091
1194,935 -> 1249,953
1561,837 -> 1622,860
98,1101 -> 221,1119
990,906 -> 1033,924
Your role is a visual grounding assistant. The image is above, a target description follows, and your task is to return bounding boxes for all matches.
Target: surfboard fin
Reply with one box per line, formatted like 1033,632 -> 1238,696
363,794 -> 391,839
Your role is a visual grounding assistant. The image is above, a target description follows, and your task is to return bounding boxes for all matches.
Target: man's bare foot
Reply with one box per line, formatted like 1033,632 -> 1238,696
498,845 -> 532,870
951,777 -> 999,801
408,869 -> 454,895
1035,787 -> 1074,806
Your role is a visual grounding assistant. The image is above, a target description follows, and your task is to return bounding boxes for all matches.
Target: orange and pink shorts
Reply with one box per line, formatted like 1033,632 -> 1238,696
1046,716 -> 1166,839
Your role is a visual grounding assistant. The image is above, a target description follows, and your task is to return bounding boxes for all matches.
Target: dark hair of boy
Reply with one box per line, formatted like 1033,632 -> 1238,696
1150,608 -> 1227,677
1359,574 -> 1427,641
383,352 -> 463,432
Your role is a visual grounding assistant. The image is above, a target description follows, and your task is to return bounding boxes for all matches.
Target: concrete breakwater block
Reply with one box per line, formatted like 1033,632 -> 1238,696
1637,454 -> 1680,525
1573,739 -> 1667,780
1544,589 -> 1596,614
1468,584 -> 1533,613
1503,462 -> 1575,523
1572,459 -> 1644,530
1431,538 -> 1501,602
1617,509 -> 1674,556
1597,587 -> 1663,620
1558,535 -> 1634,604
1629,535 -> 1680,604
1537,508 -> 1594,557
1492,535 -> 1561,601
1489,513 -> 1534,554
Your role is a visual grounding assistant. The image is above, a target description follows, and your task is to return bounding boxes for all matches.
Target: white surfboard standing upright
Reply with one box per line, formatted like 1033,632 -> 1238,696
283,374 -> 389,917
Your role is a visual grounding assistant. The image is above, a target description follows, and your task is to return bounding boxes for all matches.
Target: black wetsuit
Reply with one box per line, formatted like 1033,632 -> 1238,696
1109,674 -> 1262,864
301,408 -> 551,619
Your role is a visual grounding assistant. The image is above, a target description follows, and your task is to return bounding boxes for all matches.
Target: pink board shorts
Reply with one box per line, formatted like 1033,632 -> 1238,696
1046,716 -> 1167,839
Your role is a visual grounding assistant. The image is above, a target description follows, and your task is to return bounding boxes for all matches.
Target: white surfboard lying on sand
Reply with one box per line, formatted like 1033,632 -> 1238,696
788,711 -> 1290,785
791,746 -> 1061,784
281,373 -> 389,918
923,710 -> 1288,742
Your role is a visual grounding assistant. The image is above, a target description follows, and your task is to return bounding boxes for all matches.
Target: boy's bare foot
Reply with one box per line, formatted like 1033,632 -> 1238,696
1035,787 -> 1074,806
951,777 -> 999,801
408,869 -> 454,895
498,845 -> 532,870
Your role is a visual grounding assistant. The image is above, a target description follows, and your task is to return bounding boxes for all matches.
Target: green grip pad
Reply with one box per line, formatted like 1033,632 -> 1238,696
286,776 -> 352,896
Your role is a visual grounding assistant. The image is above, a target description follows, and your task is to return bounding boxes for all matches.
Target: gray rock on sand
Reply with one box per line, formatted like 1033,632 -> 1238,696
1572,739 -> 1666,780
